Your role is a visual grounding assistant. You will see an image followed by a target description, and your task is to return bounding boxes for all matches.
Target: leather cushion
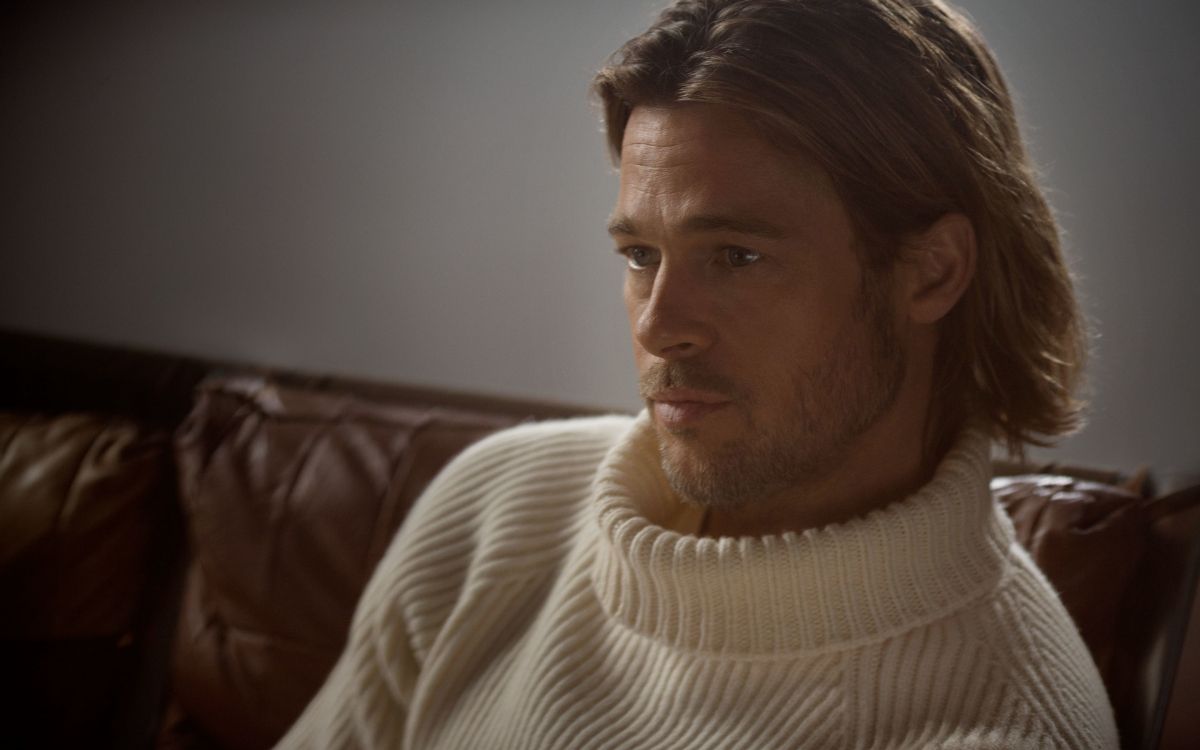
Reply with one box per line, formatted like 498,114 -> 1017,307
0,411 -> 173,746
170,377 -> 522,749
0,412 -> 172,638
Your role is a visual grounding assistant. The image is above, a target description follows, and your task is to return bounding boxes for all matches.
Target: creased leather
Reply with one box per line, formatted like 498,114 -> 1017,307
0,412 -> 171,637
170,377 -> 520,749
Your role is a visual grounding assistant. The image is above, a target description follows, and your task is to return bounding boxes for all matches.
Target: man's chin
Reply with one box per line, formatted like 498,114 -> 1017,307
656,445 -> 755,512
655,429 -> 722,489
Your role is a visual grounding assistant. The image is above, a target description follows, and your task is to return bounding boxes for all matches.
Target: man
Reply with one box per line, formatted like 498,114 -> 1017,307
280,0 -> 1117,747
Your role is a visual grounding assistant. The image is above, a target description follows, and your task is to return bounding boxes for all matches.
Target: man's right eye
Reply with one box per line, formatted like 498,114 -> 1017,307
620,246 -> 660,270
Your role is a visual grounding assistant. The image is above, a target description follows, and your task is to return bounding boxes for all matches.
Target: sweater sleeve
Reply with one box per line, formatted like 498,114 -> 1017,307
272,421 -> 499,749
273,538 -> 419,750
275,415 -> 633,749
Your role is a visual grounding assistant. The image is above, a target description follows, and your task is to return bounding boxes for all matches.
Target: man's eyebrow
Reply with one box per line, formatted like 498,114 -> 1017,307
607,217 -> 637,236
606,214 -> 787,239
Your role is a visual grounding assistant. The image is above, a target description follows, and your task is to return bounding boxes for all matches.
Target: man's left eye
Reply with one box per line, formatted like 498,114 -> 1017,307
724,247 -> 762,267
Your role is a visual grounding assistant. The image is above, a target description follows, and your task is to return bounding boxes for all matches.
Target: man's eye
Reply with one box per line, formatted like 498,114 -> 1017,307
621,246 -> 660,270
724,246 -> 762,267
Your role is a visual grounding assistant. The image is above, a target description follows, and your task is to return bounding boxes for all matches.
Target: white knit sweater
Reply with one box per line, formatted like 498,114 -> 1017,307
278,413 -> 1119,749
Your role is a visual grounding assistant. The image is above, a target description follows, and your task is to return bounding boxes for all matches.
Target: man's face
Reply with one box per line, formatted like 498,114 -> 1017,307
611,104 -> 906,511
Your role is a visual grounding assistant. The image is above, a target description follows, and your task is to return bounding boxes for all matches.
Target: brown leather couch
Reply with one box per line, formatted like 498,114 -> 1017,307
2,328 -> 1198,750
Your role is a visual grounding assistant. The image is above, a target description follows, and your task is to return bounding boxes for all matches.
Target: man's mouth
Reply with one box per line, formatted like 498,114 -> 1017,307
649,388 -> 732,429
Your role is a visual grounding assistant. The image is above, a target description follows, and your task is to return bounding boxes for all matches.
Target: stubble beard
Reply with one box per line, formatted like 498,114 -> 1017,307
648,284 -> 906,512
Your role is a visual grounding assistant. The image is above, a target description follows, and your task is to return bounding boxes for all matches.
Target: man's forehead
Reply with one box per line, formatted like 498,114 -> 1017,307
620,104 -> 832,185
614,104 -> 843,232
620,104 -> 765,159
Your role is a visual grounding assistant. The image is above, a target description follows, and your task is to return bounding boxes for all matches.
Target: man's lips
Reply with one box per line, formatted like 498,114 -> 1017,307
650,389 -> 732,429
650,388 -> 729,405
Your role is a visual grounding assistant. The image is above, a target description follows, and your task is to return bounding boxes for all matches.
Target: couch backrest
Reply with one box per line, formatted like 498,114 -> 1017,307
168,377 -> 526,749
0,411 -> 181,748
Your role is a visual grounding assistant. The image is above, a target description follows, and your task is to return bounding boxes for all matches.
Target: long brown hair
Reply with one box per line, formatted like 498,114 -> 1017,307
593,0 -> 1088,457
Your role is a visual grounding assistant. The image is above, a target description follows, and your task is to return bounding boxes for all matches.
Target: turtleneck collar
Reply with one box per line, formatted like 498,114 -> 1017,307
590,411 -> 1015,655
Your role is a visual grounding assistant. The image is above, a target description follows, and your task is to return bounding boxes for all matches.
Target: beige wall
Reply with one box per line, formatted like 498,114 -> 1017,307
2,0 -> 1197,485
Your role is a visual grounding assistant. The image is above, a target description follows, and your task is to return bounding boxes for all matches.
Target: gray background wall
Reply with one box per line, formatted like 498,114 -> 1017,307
2,0 -> 1197,485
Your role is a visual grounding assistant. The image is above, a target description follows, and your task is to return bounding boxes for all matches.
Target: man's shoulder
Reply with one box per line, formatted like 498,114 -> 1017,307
399,413 -> 636,548
864,552 -> 1118,749
474,412 -> 636,452
953,548 -> 1119,748
436,412 -> 636,486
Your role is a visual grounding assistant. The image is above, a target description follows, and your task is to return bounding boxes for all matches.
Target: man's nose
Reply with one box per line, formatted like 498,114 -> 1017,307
632,266 -> 716,359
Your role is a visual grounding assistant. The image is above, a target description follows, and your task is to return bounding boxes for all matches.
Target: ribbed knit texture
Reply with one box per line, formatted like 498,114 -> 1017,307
277,412 -> 1118,749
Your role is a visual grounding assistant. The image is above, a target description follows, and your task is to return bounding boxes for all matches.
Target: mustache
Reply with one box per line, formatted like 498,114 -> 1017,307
638,361 -> 742,401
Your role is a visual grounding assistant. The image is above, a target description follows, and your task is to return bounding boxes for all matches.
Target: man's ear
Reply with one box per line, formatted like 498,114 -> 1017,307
901,212 -> 976,324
